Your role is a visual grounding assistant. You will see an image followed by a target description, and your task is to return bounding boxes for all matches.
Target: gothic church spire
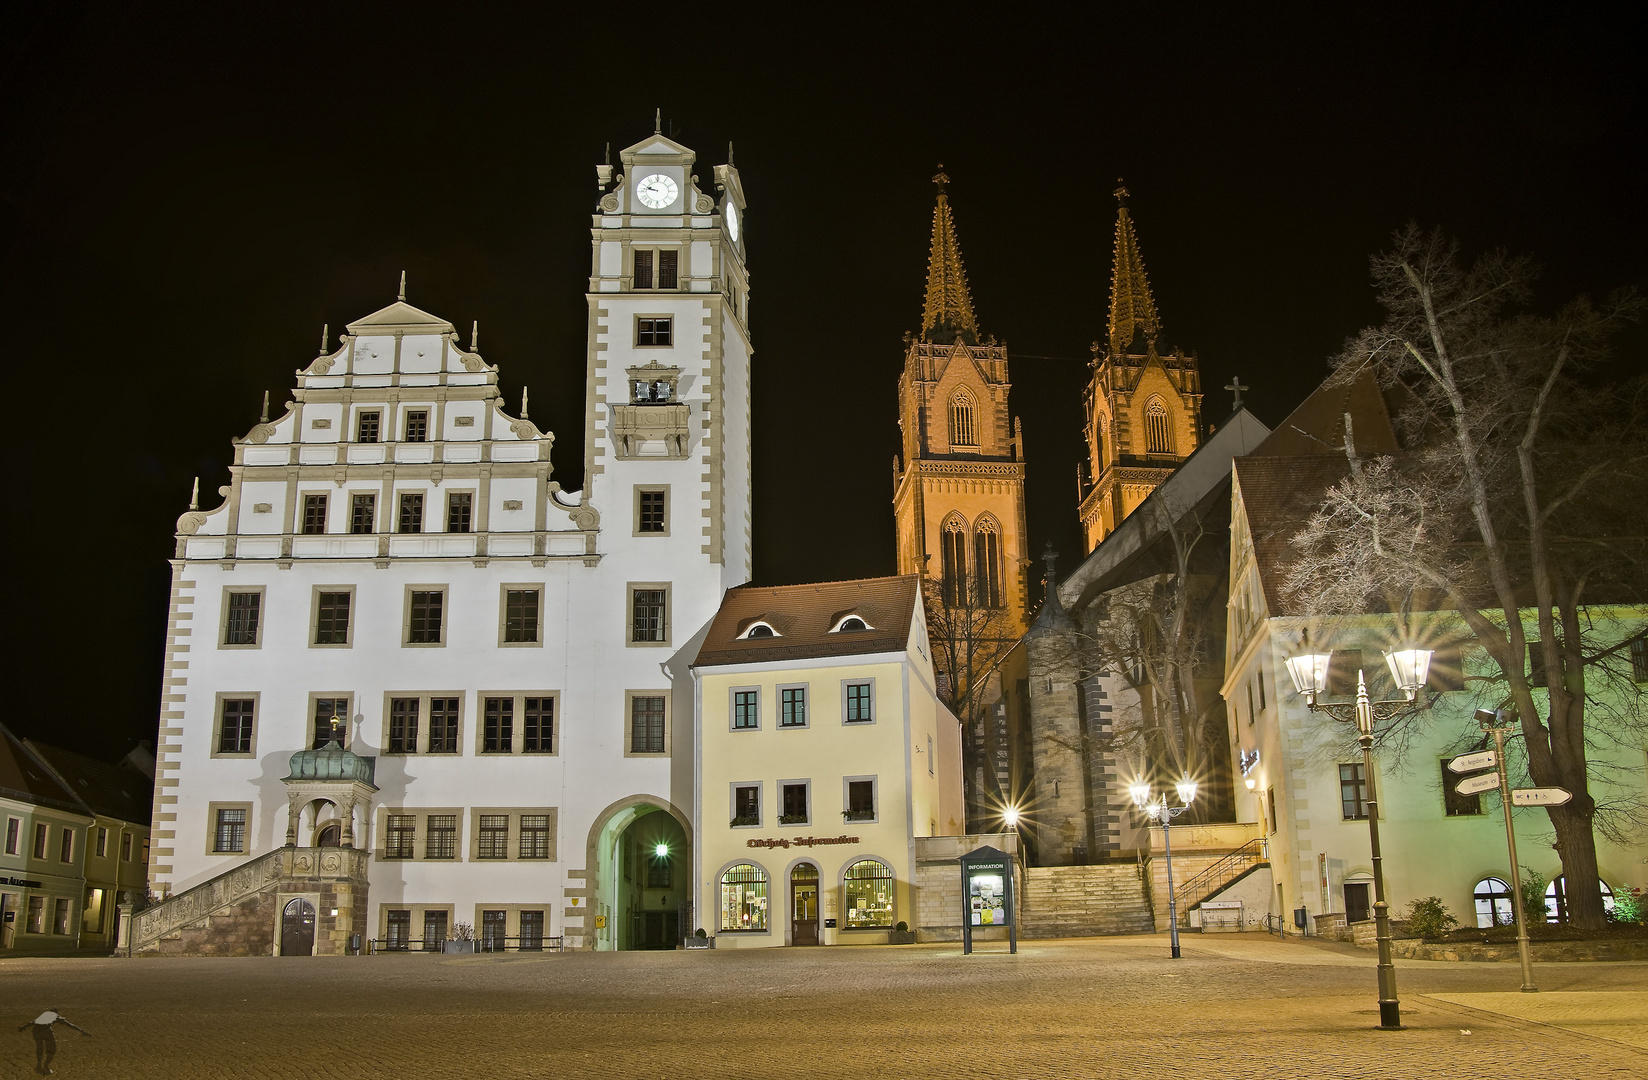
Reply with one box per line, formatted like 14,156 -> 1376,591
1107,182 -> 1161,355
920,169 -> 979,346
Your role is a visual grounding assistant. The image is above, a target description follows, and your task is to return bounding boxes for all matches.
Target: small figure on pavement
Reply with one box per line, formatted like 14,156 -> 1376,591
17,1008 -> 90,1075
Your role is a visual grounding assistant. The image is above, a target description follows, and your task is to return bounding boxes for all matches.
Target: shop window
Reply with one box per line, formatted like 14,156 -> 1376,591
719,863 -> 768,932
843,859 -> 894,929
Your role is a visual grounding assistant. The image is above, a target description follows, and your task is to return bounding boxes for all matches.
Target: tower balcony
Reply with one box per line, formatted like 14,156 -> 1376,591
610,402 -> 691,459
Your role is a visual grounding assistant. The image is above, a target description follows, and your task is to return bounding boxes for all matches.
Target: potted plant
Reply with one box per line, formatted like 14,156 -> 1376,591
685,927 -> 714,950
730,814 -> 759,827
444,921 -> 476,954
842,809 -> 875,822
889,920 -> 916,945
778,813 -> 807,825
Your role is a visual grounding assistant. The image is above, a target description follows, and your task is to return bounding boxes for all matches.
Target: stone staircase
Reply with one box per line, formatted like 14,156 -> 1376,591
1019,863 -> 1155,938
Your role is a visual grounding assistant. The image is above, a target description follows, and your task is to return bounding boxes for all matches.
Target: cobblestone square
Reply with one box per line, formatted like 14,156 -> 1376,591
4,934 -> 1645,1079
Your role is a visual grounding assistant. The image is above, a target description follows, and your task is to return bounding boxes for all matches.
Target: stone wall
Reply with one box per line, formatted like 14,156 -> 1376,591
912,833 -> 1018,942
1019,862 -> 1153,938
1376,936 -> 1648,962
158,892 -> 279,957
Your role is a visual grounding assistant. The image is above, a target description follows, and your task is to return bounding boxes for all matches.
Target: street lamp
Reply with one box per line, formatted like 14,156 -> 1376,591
1130,776 -> 1198,959
1285,644 -> 1432,1030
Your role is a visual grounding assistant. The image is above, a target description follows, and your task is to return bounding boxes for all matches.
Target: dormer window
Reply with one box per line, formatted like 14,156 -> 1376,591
831,615 -> 872,633
741,622 -> 778,640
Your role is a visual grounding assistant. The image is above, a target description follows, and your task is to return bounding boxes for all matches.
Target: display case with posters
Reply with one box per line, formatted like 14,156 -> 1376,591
959,844 -> 1017,954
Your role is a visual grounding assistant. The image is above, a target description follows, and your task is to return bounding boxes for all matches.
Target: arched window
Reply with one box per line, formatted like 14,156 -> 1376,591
1093,413 -> 1109,467
949,390 -> 978,448
843,858 -> 895,929
720,863 -> 769,932
973,515 -> 1003,609
1145,398 -> 1173,454
834,617 -> 868,632
1545,876 -> 1615,923
742,622 -> 776,639
941,516 -> 968,607
1473,877 -> 1514,927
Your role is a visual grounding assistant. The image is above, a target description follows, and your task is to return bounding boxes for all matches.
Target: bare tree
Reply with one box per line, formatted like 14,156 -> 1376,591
923,576 -> 1019,825
1282,226 -> 1646,929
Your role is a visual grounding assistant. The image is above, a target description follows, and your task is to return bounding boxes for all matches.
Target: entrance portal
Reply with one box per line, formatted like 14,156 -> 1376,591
589,799 -> 691,951
1343,882 -> 1371,924
281,898 -> 316,956
791,863 -> 820,945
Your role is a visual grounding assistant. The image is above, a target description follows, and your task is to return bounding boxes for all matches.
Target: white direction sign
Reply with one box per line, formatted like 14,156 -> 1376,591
1448,750 -> 1498,774
1512,787 -> 1573,807
1455,773 -> 1503,797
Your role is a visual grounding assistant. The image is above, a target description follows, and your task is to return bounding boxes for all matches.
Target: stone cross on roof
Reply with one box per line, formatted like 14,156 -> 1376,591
1226,375 -> 1249,410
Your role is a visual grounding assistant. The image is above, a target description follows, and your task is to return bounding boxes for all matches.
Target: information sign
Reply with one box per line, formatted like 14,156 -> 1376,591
1511,787 -> 1573,807
1447,750 -> 1497,774
1455,772 -> 1502,797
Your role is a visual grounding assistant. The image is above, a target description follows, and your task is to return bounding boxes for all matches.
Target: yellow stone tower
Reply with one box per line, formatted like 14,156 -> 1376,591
1077,185 -> 1203,552
893,172 -> 1030,696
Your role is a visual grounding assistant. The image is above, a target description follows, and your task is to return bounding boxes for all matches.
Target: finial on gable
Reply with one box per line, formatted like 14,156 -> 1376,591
1225,375 -> 1249,410
1114,179 -> 1130,207
189,476 -> 199,511
260,391 -> 270,423
728,141 -> 735,165
521,387 -> 530,420
471,320 -> 479,351
319,325 -> 328,355
398,271 -> 406,302
654,108 -> 661,134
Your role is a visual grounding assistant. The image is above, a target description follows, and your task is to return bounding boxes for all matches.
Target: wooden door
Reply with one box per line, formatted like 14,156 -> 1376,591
791,864 -> 820,946
281,898 -> 316,956
1343,882 -> 1371,924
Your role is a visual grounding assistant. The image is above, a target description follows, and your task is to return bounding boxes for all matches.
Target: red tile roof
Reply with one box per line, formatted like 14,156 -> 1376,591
693,576 -> 921,668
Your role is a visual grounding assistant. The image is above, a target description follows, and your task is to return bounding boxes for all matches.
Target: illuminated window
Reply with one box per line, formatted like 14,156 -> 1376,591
949,391 -> 978,448
719,863 -> 769,932
1473,877 -> 1513,927
1145,399 -> 1173,454
843,859 -> 895,929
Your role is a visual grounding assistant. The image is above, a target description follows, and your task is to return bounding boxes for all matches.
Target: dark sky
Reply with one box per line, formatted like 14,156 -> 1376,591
3,3 -> 1643,757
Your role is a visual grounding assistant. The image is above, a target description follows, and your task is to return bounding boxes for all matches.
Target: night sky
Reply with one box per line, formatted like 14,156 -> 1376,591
4,3 -> 1642,758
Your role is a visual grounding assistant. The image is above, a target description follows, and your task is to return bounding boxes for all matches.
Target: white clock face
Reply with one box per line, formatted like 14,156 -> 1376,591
635,173 -> 678,209
726,203 -> 740,241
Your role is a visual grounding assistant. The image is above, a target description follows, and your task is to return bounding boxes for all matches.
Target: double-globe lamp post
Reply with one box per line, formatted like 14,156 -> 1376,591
1128,777 -> 1198,959
1284,645 -> 1433,1031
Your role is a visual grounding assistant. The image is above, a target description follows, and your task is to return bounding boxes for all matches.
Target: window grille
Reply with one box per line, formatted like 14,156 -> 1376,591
384,815 -> 415,859
733,690 -> 759,729
477,815 -> 509,859
422,910 -> 447,951
780,687 -> 807,727
425,815 -> 457,859
949,392 -> 977,447
719,863 -> 768,932
409,591 -> 443,643
483,698 -> 514,753
302,494 -> 328,534
845,682 -> 873,722
350,493 -> 376,534
315,592 -> 351,645
389,698 -> 420,753
447,492 -> 472,533
356,411 -> 380,443
519,815 -> 550,859
524,698 -> 554,753
632,589 -> 666,642
843,859 -> 894,928
428,698 -> 459,753
398,493 -> 424,534
224,592 -> 261,645
1339,763 -> 1369,820
218,699 -> 254,754
1145,400 -> 1173,453
404,410 -> 429,442
505,590 -> 540,642
214,809 -> 246,853
311,698 -> 349,748
973,521 -> 1002,608
481,910 -> 507,951
638,490 -> 667,532
631,696 -> 665,753
385,909 -> 411,949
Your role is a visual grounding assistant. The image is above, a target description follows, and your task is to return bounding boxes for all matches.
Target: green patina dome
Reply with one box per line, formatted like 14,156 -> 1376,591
284,739 -> 376,785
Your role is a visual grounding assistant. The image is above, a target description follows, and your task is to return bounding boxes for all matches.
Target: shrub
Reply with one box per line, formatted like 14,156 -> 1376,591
1520,868 -> 1547,925
1405,896 -> 1458,938
895,921 -> 909,933
694,927 -> 708,938
1608,886 -> 1645,926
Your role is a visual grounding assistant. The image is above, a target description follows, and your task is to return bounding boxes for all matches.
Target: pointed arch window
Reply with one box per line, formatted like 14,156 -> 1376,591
1094,413 -> 1109,467
949,390 -> 978,449
940,516 -> 969,607
973,516 -> 1003,609
1145,399 -> 1173,454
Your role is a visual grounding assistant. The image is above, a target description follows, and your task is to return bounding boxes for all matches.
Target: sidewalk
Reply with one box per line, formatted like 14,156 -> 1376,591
1426,991 -> 1648,1050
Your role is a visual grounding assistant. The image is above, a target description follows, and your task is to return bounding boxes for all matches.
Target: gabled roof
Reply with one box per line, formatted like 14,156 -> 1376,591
0,725 -> 89,817
620,131 -> 696,162
25,740 -> 153,826
1249,365 -> 1400,458
345,300 -> 455,335
694,576 -> 921,668
1233,454 -> 1353,616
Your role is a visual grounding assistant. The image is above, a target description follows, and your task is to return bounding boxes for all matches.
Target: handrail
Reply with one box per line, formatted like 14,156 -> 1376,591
1173,838 -> 1268,913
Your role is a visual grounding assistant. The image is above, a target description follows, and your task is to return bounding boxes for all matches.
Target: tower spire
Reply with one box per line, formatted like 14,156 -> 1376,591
920,167 -> 979,345
1107,181 -> 1160,355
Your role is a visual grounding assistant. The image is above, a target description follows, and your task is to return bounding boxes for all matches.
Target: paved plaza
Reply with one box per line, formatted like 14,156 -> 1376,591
3,933 -> 1645,1079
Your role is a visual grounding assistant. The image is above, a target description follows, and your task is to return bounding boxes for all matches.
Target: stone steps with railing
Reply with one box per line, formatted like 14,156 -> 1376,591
1019,863 -> 1155,938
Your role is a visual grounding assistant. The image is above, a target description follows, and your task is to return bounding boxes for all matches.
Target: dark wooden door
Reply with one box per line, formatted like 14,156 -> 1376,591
281,898 -> 316,956
641,911 -> 678,949
791,864 -> 820,945
1343,883 -> 1371,924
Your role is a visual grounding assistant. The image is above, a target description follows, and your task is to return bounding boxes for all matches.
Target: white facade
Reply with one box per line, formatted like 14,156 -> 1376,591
153,128 -> 751,950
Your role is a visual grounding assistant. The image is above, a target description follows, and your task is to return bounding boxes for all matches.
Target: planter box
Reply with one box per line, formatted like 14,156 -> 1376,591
684,937 -> 715,950
442,941 -> 475,954
888,930 -> 917,945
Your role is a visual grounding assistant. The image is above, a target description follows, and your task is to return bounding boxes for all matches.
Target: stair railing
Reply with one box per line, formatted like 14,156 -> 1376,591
1172,838 -> 1268,915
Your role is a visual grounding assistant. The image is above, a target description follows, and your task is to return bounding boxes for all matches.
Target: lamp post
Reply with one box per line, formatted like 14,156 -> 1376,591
1284,646 -> 1432,1030
1129,777 -> 1198,959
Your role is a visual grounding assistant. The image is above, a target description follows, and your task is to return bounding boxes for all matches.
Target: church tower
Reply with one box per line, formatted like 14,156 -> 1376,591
1077,186 -> 1203,552
892,171 -> 1028,705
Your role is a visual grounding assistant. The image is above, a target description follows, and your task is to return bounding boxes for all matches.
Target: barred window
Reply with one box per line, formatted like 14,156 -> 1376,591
389,698 -> 420,754
398,493 -> 424,534
385,908 -> 411,949
350,493 -> 376,534
312,698 -> 349,748
384,814 -> 416,859
1339,763 -> 1369,820
505,590 -> 540,643
973,519 -> 1003,608
409,591 -> 443,643
483,698 -> 514,754
302,493 -> 328,535
845,681 -> 873,723
637,317 -> 673,346
214,808 -> 246,853
218,699 -> 255,754
657,249 -> 678,289
638,490 -> 667,532
224,592 -> 261,645
428,697 -> 459,753
477,815 -> 509,859
843,859 -> 895,929
519,910 -> 545,949
422,910 -> 447,951
949,391 -> 977,447
519,815 -> 551,859
634,249 -> 654,289
447,492 -> 472,533
1144,399 -> 1173,454
524,698 -> 554,753
404,410 -> 429,442
356,411 -> 381,443
315,592 -> 351,645
425,815 -> 457,859
780,686 -> 807,727
720,863 -> 768,931
632,589 -> 666,642
733,689 -> 759,730
1441,759 -> 1483,817
631,696 -> 665,753
481,909 -> 507,952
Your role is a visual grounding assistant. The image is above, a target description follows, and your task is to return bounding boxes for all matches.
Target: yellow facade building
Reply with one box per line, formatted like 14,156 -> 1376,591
1078,186 -> 1204,552
690,576 -> 964,947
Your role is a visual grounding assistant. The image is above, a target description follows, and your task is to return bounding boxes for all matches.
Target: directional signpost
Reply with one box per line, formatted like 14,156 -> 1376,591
1512,787 -> 1573,807
1470,709 -> 1540,993
1448,750 -> 1497,774
1455,772 -> 1503,797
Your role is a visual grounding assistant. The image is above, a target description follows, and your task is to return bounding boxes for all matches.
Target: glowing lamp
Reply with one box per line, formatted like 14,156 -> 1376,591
654,843 -> 669,859
1285,653 -> 1332,697
1128,780 -> 1152,808
1175,778 -> 1198,805
1384,648 -> 1434,694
